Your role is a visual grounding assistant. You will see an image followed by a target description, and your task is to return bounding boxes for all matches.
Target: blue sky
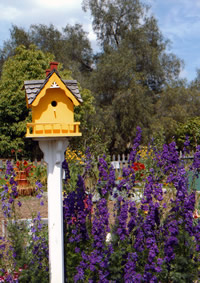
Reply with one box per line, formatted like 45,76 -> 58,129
0,0 -> 200,82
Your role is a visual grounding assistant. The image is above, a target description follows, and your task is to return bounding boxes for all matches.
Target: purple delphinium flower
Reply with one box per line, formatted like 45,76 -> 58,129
0,236 -> 6,261
97,156 -> 115,198
64,175 -> 94,281
62,159 -> 70,183
74,197 -> 110,282
124,252 -> 142,282
155,139 -> 200,277
92,198 -> 110,249
117,127 -> 142,197
17,201 -> 22,207
1,162 -> 18,218
29,212 -> 49,271
63,175 -> 92,243
192,145 -> 200,173
5,160 -> 15,176
116,167 -> 135,197
155,141 -> 180,178
116,199 -> 129,241
128,201 -> 138,233
126,163 -> 165,280
183,135 -> 190,154
35,181 -> 43,189
74,266 -> 85,282
129,126 -> 142,164
35,181 -> 44,206
89,198 -> 110,281
85,147 -> 92,172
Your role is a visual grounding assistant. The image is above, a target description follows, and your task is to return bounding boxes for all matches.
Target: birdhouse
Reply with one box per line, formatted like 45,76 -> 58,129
24,62 -> 82,138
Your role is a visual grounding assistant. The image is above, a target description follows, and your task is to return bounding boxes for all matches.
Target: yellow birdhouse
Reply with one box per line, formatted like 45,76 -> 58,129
24,62 -> 82,138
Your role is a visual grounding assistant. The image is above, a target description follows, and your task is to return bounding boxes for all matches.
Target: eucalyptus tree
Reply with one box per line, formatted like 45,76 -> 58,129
82,0 -> 183,153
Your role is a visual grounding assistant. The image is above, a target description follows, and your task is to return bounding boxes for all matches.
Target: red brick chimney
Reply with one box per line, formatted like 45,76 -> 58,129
46,69 -> 51,77
50,62 -> 58,71
46,62 -> 59,77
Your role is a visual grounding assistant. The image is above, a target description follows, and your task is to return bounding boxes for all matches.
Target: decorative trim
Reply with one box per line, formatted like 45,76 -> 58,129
50,82 -> 59,88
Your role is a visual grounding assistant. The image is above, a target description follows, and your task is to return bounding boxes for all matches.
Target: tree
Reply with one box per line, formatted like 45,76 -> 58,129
82,0 -> 182,93
0,45 -> 54,158
82,0 -> 146,49
0,24 -> 93,87
176,117 -> 200,149
0,25 -> 32,76
152,79 -> 200,144
82,0 -> 183,152
29,23 -> 93,84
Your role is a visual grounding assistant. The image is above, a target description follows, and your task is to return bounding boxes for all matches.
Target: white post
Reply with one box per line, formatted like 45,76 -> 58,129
39,138 -> 69,283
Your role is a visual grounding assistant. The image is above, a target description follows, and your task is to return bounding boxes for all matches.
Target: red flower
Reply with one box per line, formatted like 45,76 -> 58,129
16,161 -> 20,168
23,160 -> 28,166
193,210 -> 200,218
132,162 -> 145,171
71,216 -> 77,224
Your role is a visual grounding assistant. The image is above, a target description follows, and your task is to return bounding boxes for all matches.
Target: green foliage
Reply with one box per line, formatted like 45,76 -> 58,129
0,45 -> 54,158
108,247 -> 126,281
19,225 -> 49,283
159,226 -> 199,283
74,88 -> 109,155
176,117 -> 200,149
3,219 -> 49,282
28,163 -> 47,190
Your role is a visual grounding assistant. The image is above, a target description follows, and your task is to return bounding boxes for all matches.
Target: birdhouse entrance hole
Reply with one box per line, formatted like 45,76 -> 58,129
51,101 -> 57,107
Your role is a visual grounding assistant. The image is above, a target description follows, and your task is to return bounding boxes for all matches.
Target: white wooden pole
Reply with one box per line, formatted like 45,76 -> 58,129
39,138 -> 69,283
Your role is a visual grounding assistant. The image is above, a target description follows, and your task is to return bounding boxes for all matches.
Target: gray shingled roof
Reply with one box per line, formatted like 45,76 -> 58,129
24,70 -> 83,105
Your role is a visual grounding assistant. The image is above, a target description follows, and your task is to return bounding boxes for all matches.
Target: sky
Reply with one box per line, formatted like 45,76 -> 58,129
0,0 -> 200,82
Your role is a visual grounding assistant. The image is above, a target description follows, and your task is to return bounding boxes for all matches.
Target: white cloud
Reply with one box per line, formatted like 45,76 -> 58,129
153,0 -> 200,38
0,5 -> 22,21
34,0 -> 82,13
34,0 -> 82,11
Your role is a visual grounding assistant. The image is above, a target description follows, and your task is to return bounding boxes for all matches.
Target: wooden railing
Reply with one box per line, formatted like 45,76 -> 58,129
26,122 -> 81,137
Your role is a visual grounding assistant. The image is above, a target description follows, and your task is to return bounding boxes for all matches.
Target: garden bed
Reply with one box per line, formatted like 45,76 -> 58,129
0,194 -> 118,237
0,195 -> 48,237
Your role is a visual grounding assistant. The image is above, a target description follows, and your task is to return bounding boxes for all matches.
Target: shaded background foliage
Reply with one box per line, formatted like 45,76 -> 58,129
1,0 -> 200,158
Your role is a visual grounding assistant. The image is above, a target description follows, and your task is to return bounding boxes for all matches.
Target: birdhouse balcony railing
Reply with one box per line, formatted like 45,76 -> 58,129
26,122 -> 81,137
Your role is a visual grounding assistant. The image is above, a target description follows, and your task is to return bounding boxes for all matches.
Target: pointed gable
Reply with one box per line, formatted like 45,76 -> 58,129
24,68 -> 83,108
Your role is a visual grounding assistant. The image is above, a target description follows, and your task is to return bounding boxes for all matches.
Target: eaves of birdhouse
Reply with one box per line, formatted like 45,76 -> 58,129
24,69 -> 83,107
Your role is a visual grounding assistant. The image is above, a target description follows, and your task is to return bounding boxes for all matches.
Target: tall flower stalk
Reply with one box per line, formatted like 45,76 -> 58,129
1,128 -> 200,282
